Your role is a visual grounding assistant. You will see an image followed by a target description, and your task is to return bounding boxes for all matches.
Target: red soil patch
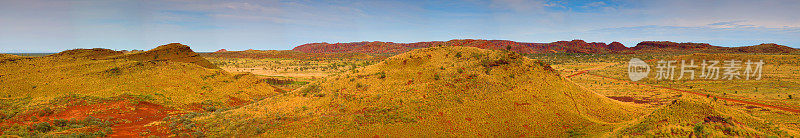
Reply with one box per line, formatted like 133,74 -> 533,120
1,97 -> 178,137
104,101 -> 176,137
607,96 -> 651,104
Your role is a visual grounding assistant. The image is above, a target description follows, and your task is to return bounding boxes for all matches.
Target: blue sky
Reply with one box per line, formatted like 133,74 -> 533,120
1,0 -> 799,52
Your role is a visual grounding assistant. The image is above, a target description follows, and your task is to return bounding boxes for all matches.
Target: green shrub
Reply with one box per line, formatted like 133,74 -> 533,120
31,122 -> 52,133
38,107 -> 54,116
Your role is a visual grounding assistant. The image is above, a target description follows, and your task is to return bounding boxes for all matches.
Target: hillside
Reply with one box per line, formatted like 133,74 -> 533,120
46,48 -> 123,59
191,46 -> 645,137
614,95 -> 793,137
0,44 -> 282,137
292,39 -> 799,54
104,43 -> 219,69
732,43 -> 799,53
0,54 -> 23,60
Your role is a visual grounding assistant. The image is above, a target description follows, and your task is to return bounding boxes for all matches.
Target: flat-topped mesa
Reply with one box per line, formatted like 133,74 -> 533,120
105,43 -> 220,69
48,48 -> 124,59
633,41 -> 720,50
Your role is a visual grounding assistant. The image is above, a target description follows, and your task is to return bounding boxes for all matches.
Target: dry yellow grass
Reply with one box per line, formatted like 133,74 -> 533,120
613,95 -> 795,137
193,46 -> 646,137
0,44 -> 282,115
546,52 -> 800,137
0,54 -> 18,58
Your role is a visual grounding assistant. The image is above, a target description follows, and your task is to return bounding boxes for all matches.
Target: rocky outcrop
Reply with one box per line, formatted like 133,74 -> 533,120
105,43 -> 219,69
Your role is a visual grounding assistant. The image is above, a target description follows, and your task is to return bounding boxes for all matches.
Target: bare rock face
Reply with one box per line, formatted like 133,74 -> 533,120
215,49 -> 228,53
106,43 -> 220,69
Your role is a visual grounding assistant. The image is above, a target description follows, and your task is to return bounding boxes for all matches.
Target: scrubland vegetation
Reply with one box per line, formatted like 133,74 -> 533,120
547,52 -> 800,137
186,46 -> 645,137
203,52 -> 378,91
0,44 -> 281,137
2,42 -> 798,137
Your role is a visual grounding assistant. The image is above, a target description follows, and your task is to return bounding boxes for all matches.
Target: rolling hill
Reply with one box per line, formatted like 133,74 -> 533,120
0,43 -> 282,137
103,43 -> 219,69
614,95 -> 793,137
0,54 -> 22,60
191,46 -> 646,137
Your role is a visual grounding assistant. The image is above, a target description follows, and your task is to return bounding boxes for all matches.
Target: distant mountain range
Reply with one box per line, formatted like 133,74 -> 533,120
292,39 -> 799,54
